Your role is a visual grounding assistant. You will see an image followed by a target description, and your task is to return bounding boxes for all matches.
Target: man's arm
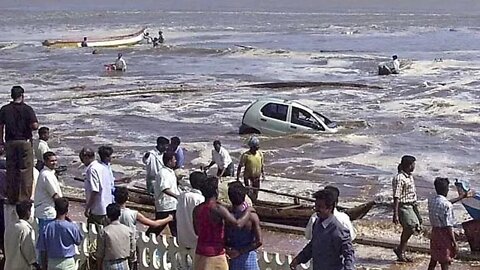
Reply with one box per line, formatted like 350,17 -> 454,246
393,197 -> 400,224
214,204 -> 252,228
163,188 -> 178,199
85,191 -> 98,217
243,212 -> 263,253
137,212 -> 173,227
336,228 -> 355,270
236,154 -> 244,181
290,241 -> 313,269
0,124 -> 4,154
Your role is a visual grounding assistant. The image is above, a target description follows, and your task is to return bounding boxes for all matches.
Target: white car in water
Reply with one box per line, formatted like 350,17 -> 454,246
239,98 -> 337,135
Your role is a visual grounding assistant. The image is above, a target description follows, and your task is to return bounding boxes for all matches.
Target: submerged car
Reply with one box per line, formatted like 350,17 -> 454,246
239,98 -> 337,135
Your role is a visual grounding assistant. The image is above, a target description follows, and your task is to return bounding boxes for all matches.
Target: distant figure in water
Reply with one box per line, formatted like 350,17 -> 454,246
152,38 -> 159,48
391,55 -> 400,74
143,32 -> 153,44
378,55 -> 400,75
158,30 -> 164,44
81,37 -> 88,47
114,53 -> 127,71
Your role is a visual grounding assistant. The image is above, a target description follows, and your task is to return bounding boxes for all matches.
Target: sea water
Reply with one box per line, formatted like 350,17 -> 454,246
1,0 -> 480,205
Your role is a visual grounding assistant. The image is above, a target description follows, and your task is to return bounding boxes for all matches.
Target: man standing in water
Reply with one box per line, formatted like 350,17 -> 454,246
114,53 -> 127,71
143,136 -> 169,194
392,155 -> 421,262
0,86 -> 39,204
391,55 -> 400,74
81,37 -> 88,47
237,136 -> 264,201
205,140 -> 234,178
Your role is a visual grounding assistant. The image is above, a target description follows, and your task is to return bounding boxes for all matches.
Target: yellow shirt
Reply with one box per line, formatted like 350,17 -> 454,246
240,150 -> 263,179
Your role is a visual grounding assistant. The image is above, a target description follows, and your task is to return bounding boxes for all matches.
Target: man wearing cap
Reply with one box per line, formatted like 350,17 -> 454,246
236,136 -> 265,201
0,86 -> 39,204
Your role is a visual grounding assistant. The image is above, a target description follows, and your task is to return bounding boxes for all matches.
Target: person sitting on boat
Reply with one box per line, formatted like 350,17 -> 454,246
143,32 -> 153,44
305,185 -> 356,241
114,53 -> 127,71
81,37 -> 88,47
158,30 -> 164,44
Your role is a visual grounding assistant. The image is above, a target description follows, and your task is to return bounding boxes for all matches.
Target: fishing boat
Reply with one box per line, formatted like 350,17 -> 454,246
71,177 -> 374,227
42,28 -> 147,48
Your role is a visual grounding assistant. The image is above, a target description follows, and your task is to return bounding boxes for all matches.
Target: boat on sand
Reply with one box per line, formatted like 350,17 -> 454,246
42,28 -> 147,48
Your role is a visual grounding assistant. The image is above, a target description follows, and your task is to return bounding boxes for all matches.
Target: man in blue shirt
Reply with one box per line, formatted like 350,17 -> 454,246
170,136 -> 185,169
38,198 -> 84,270
290,189 -> 355,270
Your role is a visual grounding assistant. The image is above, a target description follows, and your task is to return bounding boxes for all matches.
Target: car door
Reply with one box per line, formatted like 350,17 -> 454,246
289,106 -> 325,133
258,102 -> 290,135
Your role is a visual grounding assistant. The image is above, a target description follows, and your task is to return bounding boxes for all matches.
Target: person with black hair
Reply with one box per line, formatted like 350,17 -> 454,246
4,200 -> 40,270
34,151 -> 62,236
193,176 -> 255,270
0,85 -> 39,204
226,181 -> 262,270
290,189 -> 355,270
392,155 -> 421,262
427,178 -> 457,270
205,140 -> 234,177
148,151 -> 179,236
176,171 -> 206,249
305,185 -> 356,241
38,198 -> 83,270
170,136 -> 185,169
97,203 -> 135,270
34,126 -> 51,170
81,37 -> 88,47
80,147 -> 110,227
143,136 -> 169,194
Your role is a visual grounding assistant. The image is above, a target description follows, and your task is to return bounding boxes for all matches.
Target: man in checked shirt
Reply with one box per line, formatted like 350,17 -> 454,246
392,155 -> 421,262
427,177 -> 457,270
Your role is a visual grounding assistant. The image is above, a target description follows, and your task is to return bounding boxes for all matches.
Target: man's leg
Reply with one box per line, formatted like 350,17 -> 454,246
427,258 -> 437,270
394,227 -> 414,261
440,262 -> 450,270
167,210 -> 177,237
18,141 -> 33,202
251,178 -> 260,202
5,142 -> 19,204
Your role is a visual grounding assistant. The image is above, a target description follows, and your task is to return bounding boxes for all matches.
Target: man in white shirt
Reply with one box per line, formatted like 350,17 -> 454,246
392,55 -> 400,74
148,151 -> 179,236
204,140 -> 234,177
143,136 -> 169,194
114,53 -> 127,71
305,186 -> 356,241
176,172 -> 205,249
33,126 -> 50,170
34,151 -> 62,234
80,147 -> 111,226
4,200 -> 40,270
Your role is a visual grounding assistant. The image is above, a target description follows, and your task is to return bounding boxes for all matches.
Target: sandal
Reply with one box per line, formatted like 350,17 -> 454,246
393,248 -> 413,262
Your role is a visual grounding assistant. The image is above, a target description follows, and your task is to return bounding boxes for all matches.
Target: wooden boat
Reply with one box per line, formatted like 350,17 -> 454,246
72,177 -> 375,227
42,28 -> 147,48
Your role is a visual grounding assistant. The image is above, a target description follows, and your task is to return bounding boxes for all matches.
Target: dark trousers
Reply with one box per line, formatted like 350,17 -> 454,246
217,162 -> 235,177
244,177 -> 260,202
146,210 -> 177,237
5,140 -> 33,203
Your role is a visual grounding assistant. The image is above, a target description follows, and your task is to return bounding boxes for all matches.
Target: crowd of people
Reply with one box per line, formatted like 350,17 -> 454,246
0,85 -> 476,270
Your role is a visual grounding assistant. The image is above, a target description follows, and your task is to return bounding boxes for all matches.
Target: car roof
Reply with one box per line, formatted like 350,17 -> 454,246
254,98 -> 313,111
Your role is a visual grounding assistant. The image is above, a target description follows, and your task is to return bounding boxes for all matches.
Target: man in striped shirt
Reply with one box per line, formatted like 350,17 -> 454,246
392,155 -> 421,262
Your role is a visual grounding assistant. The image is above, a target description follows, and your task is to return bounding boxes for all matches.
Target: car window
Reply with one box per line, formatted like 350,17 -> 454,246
291,107 -> 324,130
260,103 -> 288,121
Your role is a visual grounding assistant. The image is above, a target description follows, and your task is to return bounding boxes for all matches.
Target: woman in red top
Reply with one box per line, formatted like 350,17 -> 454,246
193,177 -> 254,270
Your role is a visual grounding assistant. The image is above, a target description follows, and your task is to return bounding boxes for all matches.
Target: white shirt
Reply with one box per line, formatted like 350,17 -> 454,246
211,147 -> 232,169
154,166 -> 179,212
143,149 -> 164,181
100,161 -> 115,200
4,219 -> 36,270
393,59 -> 400,72
84,160 -> 112,215
176,189 -> 204,249
115,57 -> 127,71
305,209 -> 357,241
34,167 -> 63,219
33,139 -> 50,162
